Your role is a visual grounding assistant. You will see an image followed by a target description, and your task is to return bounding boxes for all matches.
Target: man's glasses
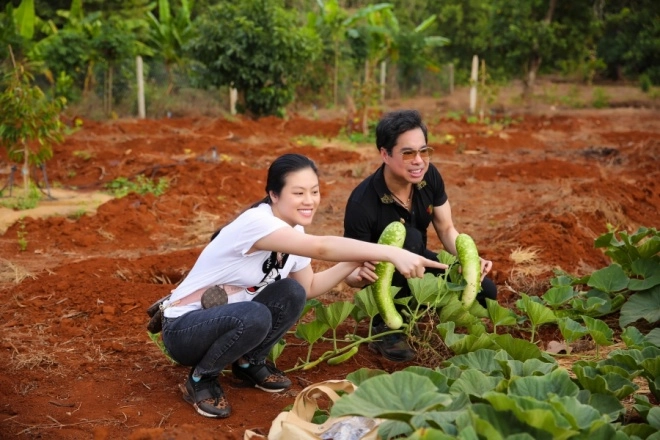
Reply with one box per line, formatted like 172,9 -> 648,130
398,147 -> 433,162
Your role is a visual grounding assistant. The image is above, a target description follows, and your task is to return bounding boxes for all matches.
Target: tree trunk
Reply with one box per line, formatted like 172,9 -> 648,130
361,58 -> 369,136
333,41 -> 339,107
21,140 -> 29,194
108,66 -> 114,116
523,0 -> 556,101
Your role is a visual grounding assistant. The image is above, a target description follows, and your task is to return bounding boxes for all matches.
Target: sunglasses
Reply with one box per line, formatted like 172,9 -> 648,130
398,147 -> 433,162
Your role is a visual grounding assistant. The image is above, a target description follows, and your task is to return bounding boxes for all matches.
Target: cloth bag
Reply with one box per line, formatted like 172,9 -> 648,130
244,379 -> 380,440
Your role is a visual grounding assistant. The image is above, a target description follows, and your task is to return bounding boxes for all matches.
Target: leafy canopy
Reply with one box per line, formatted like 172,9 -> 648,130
187,0 -> 321,117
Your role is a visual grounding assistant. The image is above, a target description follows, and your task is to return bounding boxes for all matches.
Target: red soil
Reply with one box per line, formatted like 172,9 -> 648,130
0,101 -> 658,439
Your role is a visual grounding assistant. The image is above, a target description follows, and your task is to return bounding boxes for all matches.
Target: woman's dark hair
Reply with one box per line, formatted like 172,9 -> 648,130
211,154 -> 318,241
251,153 -> 319,208
375,109 -> 428,154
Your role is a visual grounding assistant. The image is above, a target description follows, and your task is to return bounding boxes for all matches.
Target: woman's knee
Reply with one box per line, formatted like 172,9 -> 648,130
243,303 -> 273,333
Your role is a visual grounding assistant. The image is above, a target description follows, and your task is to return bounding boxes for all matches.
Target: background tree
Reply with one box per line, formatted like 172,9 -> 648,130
90,16 -> 138,115
597,0 -> 660,84
187,0 -> 321,117
0,58 -> 66,194
309,0 -> 349,107
146,0 -> 193,95
488,0 -> 599,98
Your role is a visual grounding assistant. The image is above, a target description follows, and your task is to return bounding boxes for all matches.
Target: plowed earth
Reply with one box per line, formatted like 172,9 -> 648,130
0,97 -> 658,439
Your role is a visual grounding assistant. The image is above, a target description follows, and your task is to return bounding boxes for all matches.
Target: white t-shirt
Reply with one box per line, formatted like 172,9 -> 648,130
163,203 -> 311,318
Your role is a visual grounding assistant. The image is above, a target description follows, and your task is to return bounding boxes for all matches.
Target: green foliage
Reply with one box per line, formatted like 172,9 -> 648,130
597,0 -> 660,83
639,73 -> 653,92
187,0 -> 321,117
591,87 -> 610,108
0,62 -> 66,193
16,218 -> 28,251
146,0 -> 193,94
105,175 -> 169,198
489,0 -> 599,91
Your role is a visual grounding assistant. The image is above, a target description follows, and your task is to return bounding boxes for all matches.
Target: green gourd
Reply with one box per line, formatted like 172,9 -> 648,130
372,221 -> 406,329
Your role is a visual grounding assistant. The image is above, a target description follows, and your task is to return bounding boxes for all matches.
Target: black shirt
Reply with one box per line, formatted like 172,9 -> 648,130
343,163 -> 448,256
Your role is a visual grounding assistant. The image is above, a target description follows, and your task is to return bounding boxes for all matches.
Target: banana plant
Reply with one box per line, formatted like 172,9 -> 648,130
308,0 -> 349,107
146,0 -> 194,95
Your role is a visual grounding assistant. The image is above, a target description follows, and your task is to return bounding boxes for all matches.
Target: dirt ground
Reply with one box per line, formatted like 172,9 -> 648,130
0,87 -> 659,439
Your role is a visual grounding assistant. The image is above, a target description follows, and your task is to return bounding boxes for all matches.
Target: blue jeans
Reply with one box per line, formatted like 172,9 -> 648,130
162,278 -> 306,377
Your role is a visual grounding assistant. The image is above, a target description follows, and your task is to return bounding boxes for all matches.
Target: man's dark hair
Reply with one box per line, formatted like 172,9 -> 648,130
375,109 -> 428,154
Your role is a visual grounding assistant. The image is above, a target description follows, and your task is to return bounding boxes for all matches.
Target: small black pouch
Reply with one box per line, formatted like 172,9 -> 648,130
146,294 -> 171,334
201,285 -> 228,309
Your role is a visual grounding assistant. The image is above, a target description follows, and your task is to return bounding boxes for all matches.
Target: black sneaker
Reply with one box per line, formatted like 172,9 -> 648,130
232,361 -> 292,393
368,323 -> 415,362
181,371 -> 231,418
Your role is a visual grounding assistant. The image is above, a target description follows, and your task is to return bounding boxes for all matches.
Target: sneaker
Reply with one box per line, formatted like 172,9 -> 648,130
368,323 -> 415,362
181,372 -> 231,418
232,361 -> 292,393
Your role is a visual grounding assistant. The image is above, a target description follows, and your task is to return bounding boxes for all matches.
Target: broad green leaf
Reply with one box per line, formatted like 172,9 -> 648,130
436,321 -> 459,345
601,352 -> 645,378
403,366 -> 450,393
408,273 -> 442,305
448,332 -> 498,355
569,292 -> 620,318
301,298 -> 322,317
444,349 -> 503,374
646,328 -> 660,348
637,235 -> 660,258
522,295 -> 556,327
492,334 -> 545,361
469,403 -> 553,440
330,371 -> 453,420
499,358 -> 557,379
449,369 -> 501,398
573,364 -> 638,399
640,347 -> 660,378
354,287 -> 379,318
508,368 -> 580,399
620,422 -> 659,438
634,394 -> 652,419
346,367 -> 387,386
581,391 -> 626,420
648,405 -> 660,429
294,320 -> 329,344
439,296 -> 482,328
651,376 -> 660,401
486,298 -> 518,328
548,395 -> 608,430
15,0 -> 35,39
582,315 -> 614,346
467,300 -> 488,319
551,275 -> 575,287
629,274 -> 660,291
557,317 -> 588,344
621,326 -> 650,348
542,285 -> 576,307
631,257 -> 660,278
594,231 -> 616,249
377,420 -> 412,440
630,227 -> 655,244
619,286 -> 660,327
267,339 -> 286,365
316,301 -> 354,329
587,264 -> 629,293
405,424 -> 455,439
482,392 -> 578,438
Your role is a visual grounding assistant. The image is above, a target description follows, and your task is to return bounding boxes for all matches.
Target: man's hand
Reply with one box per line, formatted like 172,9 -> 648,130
480,257 -> 492,280
345,261 -> 378,288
